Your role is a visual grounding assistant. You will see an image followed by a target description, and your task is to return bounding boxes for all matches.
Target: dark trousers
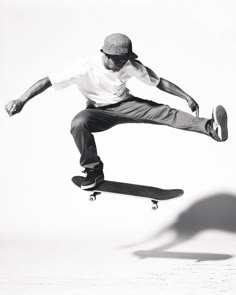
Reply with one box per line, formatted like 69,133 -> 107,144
70,97 -> 211,169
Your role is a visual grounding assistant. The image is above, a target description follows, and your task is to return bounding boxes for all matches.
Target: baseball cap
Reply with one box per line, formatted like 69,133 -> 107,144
100,33 -> 138,60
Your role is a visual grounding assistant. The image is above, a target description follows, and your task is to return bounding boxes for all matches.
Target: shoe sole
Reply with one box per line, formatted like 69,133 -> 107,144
213,105 -> 228,141
81,175 -> 104,190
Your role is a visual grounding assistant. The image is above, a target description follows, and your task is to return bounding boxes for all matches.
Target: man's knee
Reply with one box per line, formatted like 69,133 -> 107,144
70,110 -> 89,134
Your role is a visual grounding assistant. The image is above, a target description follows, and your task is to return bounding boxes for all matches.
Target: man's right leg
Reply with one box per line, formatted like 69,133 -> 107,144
70,108 -> 122,189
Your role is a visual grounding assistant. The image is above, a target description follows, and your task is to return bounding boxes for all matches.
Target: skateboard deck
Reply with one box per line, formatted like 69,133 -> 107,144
72,176 -> 184,210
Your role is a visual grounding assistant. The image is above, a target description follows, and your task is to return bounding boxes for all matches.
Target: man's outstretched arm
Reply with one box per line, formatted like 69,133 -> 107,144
157,78 -> 199,116
5,77 -> 52,116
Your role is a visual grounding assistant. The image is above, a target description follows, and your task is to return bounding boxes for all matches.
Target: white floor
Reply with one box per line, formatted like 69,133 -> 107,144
1,232 -> 235,295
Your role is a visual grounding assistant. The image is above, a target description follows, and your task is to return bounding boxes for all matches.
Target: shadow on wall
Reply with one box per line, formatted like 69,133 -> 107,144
132,192 -> 236,261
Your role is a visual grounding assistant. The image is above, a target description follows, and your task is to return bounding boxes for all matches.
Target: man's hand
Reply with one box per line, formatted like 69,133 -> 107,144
187,98 -> 199,117
5,99 -> 25,117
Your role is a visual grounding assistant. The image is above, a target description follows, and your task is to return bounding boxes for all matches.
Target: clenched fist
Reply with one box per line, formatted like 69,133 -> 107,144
5,99 -> 25,116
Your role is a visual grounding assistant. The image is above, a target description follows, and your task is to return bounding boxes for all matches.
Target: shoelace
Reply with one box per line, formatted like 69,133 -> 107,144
213,120 -> 219,132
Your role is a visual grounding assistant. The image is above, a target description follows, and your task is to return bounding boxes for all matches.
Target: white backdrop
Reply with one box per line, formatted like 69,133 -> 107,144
1,0 -> 235,244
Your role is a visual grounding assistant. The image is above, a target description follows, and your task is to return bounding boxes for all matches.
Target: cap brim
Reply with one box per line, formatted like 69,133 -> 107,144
100,49 -> 138,59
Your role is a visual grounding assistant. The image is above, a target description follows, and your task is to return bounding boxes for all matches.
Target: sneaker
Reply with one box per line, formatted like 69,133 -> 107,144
81,163 -> 104,190
212,105 -> 228,141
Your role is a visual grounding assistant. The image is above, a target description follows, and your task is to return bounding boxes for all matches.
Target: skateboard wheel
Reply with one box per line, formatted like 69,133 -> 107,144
152,205 -> 158,210
89,195 -> 96,202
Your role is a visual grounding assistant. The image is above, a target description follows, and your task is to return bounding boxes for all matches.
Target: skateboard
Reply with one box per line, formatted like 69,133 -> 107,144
72,176 -> 184,210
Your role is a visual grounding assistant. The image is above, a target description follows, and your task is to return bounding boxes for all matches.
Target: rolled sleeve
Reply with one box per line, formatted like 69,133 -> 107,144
48,58 -> 86,90
130,60 -> 160,87
48,69 -> 76,90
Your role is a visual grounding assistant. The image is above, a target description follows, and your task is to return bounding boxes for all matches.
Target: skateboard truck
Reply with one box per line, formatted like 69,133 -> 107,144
151,200 -> 159,210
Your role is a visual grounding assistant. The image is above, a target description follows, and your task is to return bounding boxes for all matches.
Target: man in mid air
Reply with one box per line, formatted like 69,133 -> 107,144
5,33 -> 228,189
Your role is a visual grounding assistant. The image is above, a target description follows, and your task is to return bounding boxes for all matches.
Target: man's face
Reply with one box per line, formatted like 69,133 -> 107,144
102,54 -> 128,72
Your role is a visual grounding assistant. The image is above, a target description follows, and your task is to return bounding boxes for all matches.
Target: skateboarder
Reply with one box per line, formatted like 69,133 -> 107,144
5,33 -> 228,190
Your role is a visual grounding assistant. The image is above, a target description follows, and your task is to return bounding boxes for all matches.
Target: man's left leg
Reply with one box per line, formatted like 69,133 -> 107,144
105,97 -> 228,142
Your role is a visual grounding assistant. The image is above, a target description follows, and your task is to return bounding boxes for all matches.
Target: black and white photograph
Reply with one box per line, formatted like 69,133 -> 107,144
1,0 -> 235,294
